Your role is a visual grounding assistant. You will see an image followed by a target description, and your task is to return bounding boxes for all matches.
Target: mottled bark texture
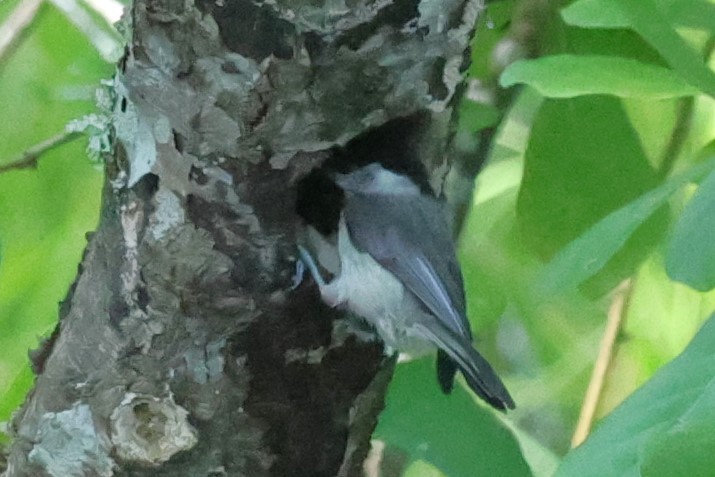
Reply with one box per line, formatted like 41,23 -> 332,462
5,0 -> 482,475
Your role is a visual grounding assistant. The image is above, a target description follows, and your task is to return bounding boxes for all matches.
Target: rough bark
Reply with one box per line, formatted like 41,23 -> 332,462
5,0 -> 482,475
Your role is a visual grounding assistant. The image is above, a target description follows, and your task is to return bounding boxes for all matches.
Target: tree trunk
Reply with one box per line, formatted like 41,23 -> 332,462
5,0 -> 482,475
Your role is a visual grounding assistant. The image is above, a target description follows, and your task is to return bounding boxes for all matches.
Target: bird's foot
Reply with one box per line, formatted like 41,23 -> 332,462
295,245 -> 327,288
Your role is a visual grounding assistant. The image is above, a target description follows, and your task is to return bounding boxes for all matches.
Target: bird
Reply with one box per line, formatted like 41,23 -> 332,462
297,162 -> 514,411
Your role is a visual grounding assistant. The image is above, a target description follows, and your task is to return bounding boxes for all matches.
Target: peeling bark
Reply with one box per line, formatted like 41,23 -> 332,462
5,0 -> 482,475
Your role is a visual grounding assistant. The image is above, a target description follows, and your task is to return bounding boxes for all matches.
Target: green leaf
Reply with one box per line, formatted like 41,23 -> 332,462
374,358 -> 530,477
501,419 -> 561,477
538,158 -> 715,295
665,0 -> 715,32
0,2 -> 107,418
0,366 -> 34,442
457,100 -> 501,133
556,313 -> 715,477
500,55 -> 698,99
641,391 -> 715,477
517,96 -> 665,294
403,460 -> 446,477
666,167 -> 715,291
561,0 -> 630,29
619,0 -> 715,99
563,0 -> 715,33
562,0 -> 715,98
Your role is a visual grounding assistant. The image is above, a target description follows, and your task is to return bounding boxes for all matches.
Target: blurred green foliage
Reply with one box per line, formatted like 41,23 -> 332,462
377,0 -> 715,475
375,359 -> 531,477
666,167 -> 715,290
2,0 -> 715,476
0,0 -> 109,437
556,313 -> 715,477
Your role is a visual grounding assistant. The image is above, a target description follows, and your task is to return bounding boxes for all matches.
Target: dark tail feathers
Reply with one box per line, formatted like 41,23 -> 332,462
419,323 -> 515,411
437,350 -> 458,394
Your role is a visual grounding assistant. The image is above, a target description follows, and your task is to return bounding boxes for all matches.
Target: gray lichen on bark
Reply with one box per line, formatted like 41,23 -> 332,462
4,0 -> 483,475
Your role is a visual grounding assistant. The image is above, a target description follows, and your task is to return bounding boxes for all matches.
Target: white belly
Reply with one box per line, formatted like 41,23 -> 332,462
321,219 -> 434,355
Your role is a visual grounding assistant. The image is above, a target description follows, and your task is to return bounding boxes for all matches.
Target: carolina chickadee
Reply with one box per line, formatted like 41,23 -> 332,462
298,163 -> 514,411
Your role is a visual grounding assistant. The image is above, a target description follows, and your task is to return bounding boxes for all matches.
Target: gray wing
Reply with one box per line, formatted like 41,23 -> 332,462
343,193 -> 471,340
344,192 -> 515,410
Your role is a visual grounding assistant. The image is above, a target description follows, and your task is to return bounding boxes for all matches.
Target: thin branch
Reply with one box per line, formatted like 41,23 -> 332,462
571,279 -> 632,448
0,0 -> 43,63
657,97 -> 694,180
82,0 -> 124,26
363,440 -> 408,477
657,36 -> 715,179
0,130 -> 82,174
49,0 -> 122,62
571,35 -> 715,451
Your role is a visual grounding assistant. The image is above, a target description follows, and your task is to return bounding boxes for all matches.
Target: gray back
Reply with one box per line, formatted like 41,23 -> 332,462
343,192 -> 472,341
